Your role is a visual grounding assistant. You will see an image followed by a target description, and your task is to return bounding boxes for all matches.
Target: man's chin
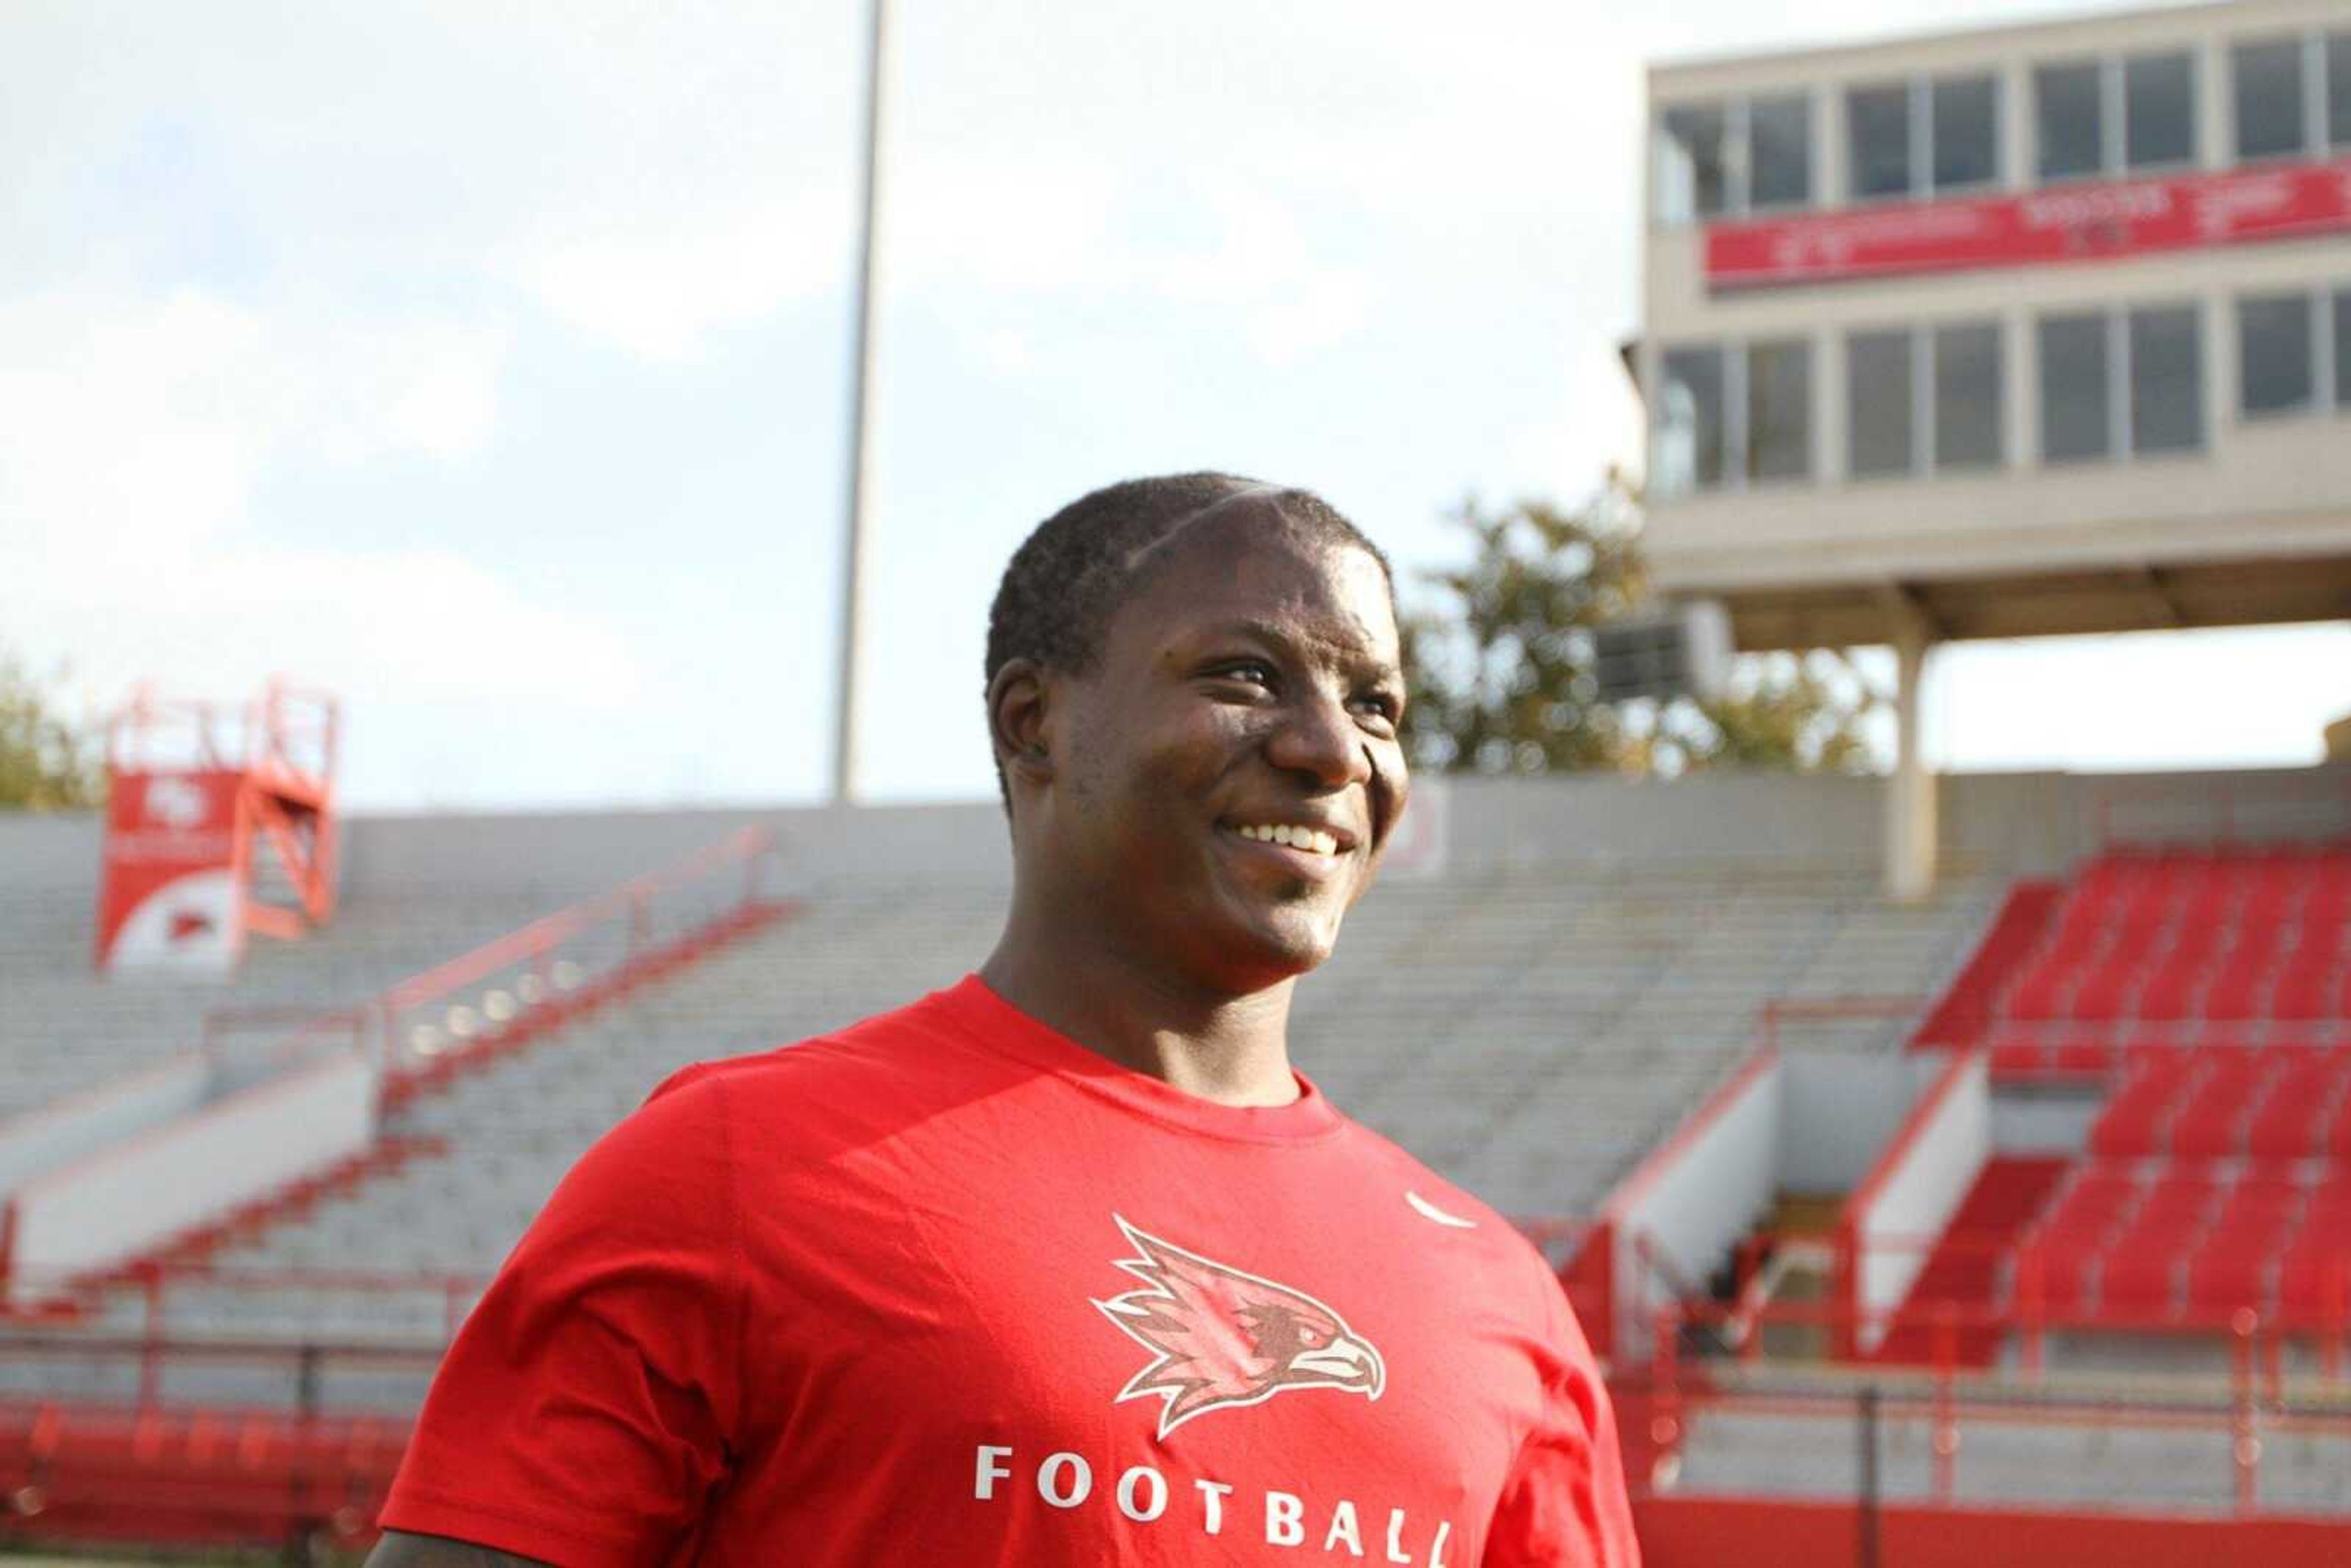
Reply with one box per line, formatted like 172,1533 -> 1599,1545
1203,907 -> 1346,991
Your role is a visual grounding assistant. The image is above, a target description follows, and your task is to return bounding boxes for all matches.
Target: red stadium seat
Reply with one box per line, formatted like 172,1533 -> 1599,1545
2277,1241 -> 2351,1328
2089,1090 -> 2170,1158
2168,1059 -> 2265,1157
2005,961 -> 2074,1020
2054,1040 -> 2120,1076
2223,1172 -> 2305,1220
2041,1169 -> 2138,1236
2242,868 -> 2306,928
2185,1244 -> 2274,1316
2310,868 -> 2351,925
2137,1171 -> 2220,1226
2019,1235 -> 2101,1316
2182,862 -> 2245,922
2248,1087 -> 2329,1159
1991,1040 -> 2047,1076
2135,964 -> 2205,1022
2069,962 -> 2138,1021
2098,1233 -> 2185,1321
2202,960 -> 2270,1021
2273,964 -> 2337,1021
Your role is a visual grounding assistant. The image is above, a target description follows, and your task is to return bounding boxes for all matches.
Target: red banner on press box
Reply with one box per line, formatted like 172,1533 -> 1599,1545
1706,156 -> 2351,289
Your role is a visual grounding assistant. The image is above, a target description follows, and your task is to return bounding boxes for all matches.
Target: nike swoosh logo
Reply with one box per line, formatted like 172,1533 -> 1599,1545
1406,1191 -> 1479,1229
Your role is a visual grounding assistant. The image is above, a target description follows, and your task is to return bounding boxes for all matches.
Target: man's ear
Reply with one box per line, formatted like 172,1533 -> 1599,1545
987,658 -> 1057,792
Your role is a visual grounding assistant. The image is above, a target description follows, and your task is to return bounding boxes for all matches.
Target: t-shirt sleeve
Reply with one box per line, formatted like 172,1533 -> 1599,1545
1483,1262 -> 1643,1567
378,1067 -> 745,1567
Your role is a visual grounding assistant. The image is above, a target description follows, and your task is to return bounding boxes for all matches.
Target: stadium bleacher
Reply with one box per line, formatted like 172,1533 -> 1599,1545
1857,846 -> 2351,1357
126,861 -> 1989,1356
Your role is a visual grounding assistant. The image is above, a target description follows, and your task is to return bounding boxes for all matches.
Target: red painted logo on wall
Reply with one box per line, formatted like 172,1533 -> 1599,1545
96,769 -> 245,975
1708,155 -> 2351,290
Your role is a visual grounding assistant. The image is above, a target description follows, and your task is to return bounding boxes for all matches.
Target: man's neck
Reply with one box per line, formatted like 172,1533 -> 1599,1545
980,912 -> 1302,1109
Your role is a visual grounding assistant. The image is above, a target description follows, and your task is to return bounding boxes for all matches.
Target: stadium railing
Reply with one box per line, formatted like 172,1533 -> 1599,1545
1633,1288 -> 2351,1517
371,822 -> 784,1097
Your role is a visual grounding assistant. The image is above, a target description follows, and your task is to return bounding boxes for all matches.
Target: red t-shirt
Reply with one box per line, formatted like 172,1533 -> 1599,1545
381,976 -> 1640,1566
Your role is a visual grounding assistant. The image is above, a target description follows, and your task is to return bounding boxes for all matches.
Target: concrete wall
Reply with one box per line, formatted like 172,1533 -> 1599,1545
1847,1050 -> 1992,1352
5,1051 -> 375,1296
1992,1086 -> 2102,1154
1780,1053 -> 1931,1193
1609,1048 -> 1785,1363
0,1054 -> 209,1199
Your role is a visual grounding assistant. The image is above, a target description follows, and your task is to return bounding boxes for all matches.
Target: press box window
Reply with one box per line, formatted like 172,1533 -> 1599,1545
2039,313 -> 2110,463
2130,307 -> 2202,455
2039,306 -> 2205,464
2036,62 -> 2104,181
1655,105 -> 1730,222
1932,75 -> 1999,192
1654,348 -> 1728,495
2238,294 -> 2315,417
2336,289 -> 2351,406
2233,39 -> 2307,160
1846,84 -> 1913,200
1934,324 -> 2004,471
2332,32 -> 2351,150
1654,96 -> 1815,222
1652,342 -> 1814,494
2124,51 -> 2195,169
1748,94 -> 1813,208
1848,323 -> 2004,479
1746,340 -> 1813,482
1847,331 -> 1914,478
1845,75 -> 1999,200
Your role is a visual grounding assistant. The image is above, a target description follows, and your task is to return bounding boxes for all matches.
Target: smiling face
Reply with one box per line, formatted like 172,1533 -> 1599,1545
1008,502 -> 1409,997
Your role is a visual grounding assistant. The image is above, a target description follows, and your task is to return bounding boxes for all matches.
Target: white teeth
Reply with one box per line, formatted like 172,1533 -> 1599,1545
1235,824 -> 1340,856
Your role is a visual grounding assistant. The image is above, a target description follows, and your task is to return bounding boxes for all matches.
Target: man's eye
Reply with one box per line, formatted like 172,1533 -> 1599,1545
1215,661 -> 1276,687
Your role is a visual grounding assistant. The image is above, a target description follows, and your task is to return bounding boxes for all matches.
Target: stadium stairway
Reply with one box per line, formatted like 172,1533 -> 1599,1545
1870,1157 -> 2070,1367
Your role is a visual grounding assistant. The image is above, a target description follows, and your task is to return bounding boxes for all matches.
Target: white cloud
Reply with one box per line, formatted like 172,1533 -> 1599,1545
495,190 -> 849,363
0,283 -> 629,730
13,549 -> 643,716
0,287 -> 508,576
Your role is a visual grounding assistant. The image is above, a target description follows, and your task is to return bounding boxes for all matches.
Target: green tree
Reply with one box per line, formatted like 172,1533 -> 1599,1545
0,648 -> 106,810
1400,473 -> 1881,778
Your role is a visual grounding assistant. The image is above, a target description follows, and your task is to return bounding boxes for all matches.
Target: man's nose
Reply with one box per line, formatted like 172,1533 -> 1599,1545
1265,692 -> 1371,789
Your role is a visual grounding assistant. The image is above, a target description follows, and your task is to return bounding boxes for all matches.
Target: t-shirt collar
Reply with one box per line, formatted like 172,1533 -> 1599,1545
934,973 -> 1343,1144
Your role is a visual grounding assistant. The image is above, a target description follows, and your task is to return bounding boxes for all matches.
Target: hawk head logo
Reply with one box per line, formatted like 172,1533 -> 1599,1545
1092,1215 -> 1384,1438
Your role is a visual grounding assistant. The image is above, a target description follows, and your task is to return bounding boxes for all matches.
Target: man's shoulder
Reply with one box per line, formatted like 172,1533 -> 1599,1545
635,979 -> 1006,1129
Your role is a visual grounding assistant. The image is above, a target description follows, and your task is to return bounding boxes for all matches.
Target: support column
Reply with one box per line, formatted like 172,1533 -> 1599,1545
1885,623 -> 1939,903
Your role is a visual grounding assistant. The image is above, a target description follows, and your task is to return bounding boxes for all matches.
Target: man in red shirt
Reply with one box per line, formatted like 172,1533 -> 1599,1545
371,475 -> 1640,1565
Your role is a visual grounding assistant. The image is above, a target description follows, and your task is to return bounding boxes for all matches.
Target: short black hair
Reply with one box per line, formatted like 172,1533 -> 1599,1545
984,472 -> 1394,801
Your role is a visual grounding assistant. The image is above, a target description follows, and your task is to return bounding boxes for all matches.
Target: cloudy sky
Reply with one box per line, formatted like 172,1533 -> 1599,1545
5,0 -> 2345,812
